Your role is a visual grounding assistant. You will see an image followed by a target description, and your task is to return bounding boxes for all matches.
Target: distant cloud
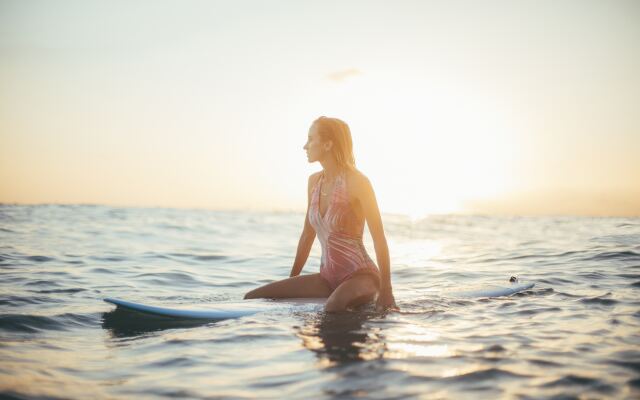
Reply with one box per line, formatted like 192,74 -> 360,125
326,68 -> 363,83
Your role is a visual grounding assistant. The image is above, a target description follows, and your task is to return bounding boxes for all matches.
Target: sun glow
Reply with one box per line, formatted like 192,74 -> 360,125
2,1 -> 638,216
316,73 -> 519,217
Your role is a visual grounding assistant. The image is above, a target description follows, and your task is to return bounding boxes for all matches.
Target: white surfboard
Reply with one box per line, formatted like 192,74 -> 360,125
103,297 -> 324,321
104,280 -> 535,320
449,281 -> 535,298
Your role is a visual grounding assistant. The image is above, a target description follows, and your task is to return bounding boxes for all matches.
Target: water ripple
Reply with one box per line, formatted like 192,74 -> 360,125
541,374 -> 617,394
0,313 -> 97,333
580,295 -> 618,306
0,205 -> 638,399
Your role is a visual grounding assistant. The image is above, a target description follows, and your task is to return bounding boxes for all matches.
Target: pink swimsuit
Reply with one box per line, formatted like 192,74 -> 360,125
308,171 -> 381,290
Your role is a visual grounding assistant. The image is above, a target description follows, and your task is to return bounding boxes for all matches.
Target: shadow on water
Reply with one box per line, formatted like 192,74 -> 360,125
101,308 -> 212,338
295,307 -> 387,365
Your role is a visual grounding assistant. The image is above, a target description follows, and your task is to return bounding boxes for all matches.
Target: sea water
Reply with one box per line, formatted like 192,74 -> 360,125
1,205 -> 639,399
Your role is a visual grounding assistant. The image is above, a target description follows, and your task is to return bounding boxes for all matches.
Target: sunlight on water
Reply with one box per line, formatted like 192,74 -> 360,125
1,205 -> 639,399
387,343 -> 451,359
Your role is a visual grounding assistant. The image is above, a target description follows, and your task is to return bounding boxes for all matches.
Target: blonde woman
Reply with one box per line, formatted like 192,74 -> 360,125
245,117 -> 397,312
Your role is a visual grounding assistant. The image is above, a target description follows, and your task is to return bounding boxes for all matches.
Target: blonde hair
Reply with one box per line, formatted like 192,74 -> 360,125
312,116 -> 356,170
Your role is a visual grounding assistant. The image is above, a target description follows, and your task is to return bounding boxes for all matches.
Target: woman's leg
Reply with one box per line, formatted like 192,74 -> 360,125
244,273 -> 333,299
324,273 -> 378,312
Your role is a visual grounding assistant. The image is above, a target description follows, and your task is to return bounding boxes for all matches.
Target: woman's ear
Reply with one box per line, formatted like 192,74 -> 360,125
324,140 -> 333,152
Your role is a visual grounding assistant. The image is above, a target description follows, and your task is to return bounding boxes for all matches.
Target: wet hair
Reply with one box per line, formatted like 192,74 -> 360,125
312,116 -> 356,170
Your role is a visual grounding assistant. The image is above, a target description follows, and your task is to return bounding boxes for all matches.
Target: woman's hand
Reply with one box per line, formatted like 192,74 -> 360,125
376,287 -> 398,312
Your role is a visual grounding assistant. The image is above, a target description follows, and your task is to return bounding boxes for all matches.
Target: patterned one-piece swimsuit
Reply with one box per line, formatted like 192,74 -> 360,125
308,171 -> 380,290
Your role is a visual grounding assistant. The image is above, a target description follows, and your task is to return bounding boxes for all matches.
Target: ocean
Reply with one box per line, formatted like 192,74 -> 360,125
1,204 -> 639,399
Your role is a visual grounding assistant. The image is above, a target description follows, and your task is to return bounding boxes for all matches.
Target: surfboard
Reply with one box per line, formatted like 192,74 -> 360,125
103,297 -> 325,321
104,281 -> 535,320
449,281 -> 535,298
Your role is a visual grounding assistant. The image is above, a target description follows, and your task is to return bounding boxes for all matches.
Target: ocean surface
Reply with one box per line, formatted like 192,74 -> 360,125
1,204 -> 639,399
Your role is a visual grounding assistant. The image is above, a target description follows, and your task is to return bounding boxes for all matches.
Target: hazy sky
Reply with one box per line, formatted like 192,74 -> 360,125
1,0 -> 639,216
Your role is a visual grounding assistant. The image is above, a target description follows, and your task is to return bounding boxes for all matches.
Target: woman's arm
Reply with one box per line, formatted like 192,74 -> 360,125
355,174 -> 398,311
289,174 -> 318,277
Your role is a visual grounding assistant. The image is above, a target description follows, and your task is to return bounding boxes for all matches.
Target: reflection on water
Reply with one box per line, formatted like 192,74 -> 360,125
101,309 -> 211,338
2,205 -> 639,399
296,308 -> 387,366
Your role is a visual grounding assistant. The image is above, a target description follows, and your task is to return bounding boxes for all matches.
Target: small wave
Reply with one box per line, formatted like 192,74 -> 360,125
89,267 -> 118,274
443,368 -> 531,383
0,253 -> 18,261
25,255 -> 55,263
131,272 -> 202,286
585,250 -> 640,262
142,252 -> 173,260
90,255 -> 127,262
213,333 -> 285,344
553,290 -> 581,298
0,390 -> 65,400
0,295 -> 58,306
0,314 -> 65,333
538,277 -> 574,285
36,288 -> 86,294
24,279 -> 62,288
156,223 -> 186,231
578,272 -> 607,280
163,253 -> 228,262
0,313 -> 96,333
541,374 -> 616,394
475,250 -> 583,264
484,344 -> 506,353
145,356 -> 197,368
611,360 -> 640,373
618,273 -> 640,279
145,389 -> 201,398
507,307 -> 561,316
192,254 -> 227,261
225,257 -> 252,264
580,295 -> 618,306
527,358 -> 561,367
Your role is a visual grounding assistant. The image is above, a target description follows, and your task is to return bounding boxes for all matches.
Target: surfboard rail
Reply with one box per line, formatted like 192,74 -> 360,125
104,298 -> 264,320
104,280 -> 535,320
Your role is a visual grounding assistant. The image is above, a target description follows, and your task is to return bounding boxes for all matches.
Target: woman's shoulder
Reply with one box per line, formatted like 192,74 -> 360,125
344,169 -> 372,192
308,171 -> 322,182
307,171 -> 322,188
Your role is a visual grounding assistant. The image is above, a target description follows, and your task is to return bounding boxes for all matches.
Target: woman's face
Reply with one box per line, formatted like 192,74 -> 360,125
303,125 -> 330,163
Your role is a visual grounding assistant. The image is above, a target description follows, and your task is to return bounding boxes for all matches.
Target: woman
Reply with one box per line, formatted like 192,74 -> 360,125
244,116 -> 397,312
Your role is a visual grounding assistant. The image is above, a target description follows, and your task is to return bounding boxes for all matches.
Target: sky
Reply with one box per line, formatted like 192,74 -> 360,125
1,0 -> 639,217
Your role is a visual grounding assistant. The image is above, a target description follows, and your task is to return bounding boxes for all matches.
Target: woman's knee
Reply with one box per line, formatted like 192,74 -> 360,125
324,297 -> 347,312
244,287 -> 266,299
324,278 -> 377,312
324,293 -> 372,312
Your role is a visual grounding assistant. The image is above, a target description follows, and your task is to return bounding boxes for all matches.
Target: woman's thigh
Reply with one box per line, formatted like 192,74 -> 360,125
244,273 -> 333,299
324,273 -> 379,312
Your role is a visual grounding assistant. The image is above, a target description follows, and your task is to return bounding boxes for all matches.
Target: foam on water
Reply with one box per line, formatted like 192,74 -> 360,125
1,205 -> 639,399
